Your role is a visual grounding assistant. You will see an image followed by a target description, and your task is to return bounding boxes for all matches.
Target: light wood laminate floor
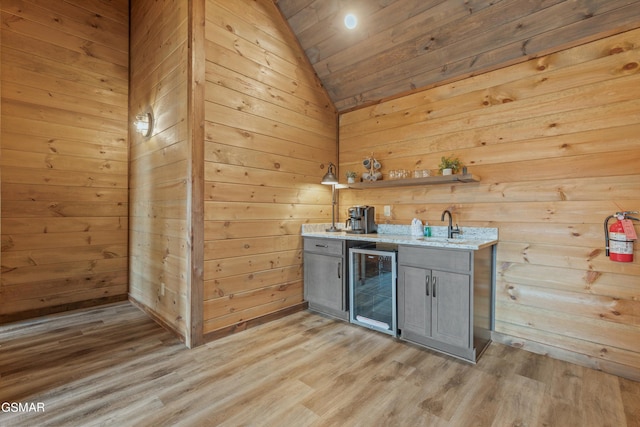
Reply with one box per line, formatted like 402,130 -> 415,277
1,302 -> 639,426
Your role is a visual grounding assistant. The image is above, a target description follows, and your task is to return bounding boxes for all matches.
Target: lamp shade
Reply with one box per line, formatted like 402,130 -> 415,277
321,162 -> 338,185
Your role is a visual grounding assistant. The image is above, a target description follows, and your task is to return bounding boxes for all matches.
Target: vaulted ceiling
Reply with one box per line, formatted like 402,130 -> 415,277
275,0 -> 640,112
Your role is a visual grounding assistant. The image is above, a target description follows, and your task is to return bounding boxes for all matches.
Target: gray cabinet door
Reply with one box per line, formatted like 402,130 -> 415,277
398,265 -> 430,338
399,265 -> 471,349
304,252 -> 344,314
431,270 -> 471,348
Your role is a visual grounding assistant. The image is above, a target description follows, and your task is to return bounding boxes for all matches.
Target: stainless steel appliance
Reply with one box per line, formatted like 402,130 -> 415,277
349,245 -> 397,336
346,206 -> 377,234
346,206 -> 364,233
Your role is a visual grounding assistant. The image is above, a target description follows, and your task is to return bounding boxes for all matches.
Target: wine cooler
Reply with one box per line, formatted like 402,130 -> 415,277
349,245 -> 397,336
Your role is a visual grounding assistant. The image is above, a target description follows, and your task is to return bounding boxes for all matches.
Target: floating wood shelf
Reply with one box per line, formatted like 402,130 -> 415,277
347,173 -> 480,189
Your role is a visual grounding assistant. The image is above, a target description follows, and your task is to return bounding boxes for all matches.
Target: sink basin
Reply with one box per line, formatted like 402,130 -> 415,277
411,236 -> 497,250
417,237 -> 470,244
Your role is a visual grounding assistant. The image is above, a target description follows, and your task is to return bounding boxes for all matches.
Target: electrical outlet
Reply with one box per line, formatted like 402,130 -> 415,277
384,205 -> 391,216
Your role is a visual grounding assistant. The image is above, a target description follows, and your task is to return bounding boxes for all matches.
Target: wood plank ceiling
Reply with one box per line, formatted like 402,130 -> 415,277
275,0 -> 640,112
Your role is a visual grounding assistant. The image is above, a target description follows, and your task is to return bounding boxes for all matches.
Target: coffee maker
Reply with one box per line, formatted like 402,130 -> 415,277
346,206 -> 377,234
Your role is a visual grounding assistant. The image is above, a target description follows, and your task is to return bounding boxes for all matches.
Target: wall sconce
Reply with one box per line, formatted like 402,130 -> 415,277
134,111 -> 153,137
321,162 -> 340,232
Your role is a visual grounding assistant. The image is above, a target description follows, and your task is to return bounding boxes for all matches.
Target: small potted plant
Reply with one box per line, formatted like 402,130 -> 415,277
346,171 -> 357,184
438,155 -> 462,175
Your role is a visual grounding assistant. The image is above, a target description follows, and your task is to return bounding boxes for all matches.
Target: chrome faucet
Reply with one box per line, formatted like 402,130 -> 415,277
441,210 -> 461,239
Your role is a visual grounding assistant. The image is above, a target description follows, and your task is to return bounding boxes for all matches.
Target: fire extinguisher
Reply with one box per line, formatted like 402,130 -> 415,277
604,211 -> 639,262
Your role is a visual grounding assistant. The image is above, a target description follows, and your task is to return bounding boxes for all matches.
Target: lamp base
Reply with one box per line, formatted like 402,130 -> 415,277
325,226 -> 340,232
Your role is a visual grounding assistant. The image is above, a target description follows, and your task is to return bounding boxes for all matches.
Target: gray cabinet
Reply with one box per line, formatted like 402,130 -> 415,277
398,265 -> 430,338
303,237 -> 348,320
398,266 -> 471,349
398,245 -> 493,362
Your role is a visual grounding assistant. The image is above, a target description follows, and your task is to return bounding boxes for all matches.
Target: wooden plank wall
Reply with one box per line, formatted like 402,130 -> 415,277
0,0 -> 129,322
339,28 -> 640,380
129,0 -> 192,344
202,0 -> 337,336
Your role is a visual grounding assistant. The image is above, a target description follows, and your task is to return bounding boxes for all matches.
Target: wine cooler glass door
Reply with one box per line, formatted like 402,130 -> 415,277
349,248 -> 397,336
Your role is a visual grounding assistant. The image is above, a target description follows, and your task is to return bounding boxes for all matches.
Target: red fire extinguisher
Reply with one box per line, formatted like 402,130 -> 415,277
605,211 -> 639,262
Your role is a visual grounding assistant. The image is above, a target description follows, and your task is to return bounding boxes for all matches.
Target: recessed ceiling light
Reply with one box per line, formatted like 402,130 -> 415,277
344,13 -> 357,30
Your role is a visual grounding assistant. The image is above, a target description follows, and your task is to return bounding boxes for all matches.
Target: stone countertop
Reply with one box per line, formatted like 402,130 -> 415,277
302,224 -> 498,251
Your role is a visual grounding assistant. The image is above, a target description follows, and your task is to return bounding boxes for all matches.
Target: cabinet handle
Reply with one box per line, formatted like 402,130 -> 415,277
425,275 -> 430,296
338,262 -> 341,279
433,277 -> 437,298
315,244 -> 328,248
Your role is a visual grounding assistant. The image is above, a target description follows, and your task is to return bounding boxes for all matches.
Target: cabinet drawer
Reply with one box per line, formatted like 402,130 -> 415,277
399,246 -> 470,272
304,238 -> 344,256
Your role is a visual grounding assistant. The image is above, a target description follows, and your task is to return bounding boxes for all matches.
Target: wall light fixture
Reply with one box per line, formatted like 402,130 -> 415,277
134,111 -> 153,137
